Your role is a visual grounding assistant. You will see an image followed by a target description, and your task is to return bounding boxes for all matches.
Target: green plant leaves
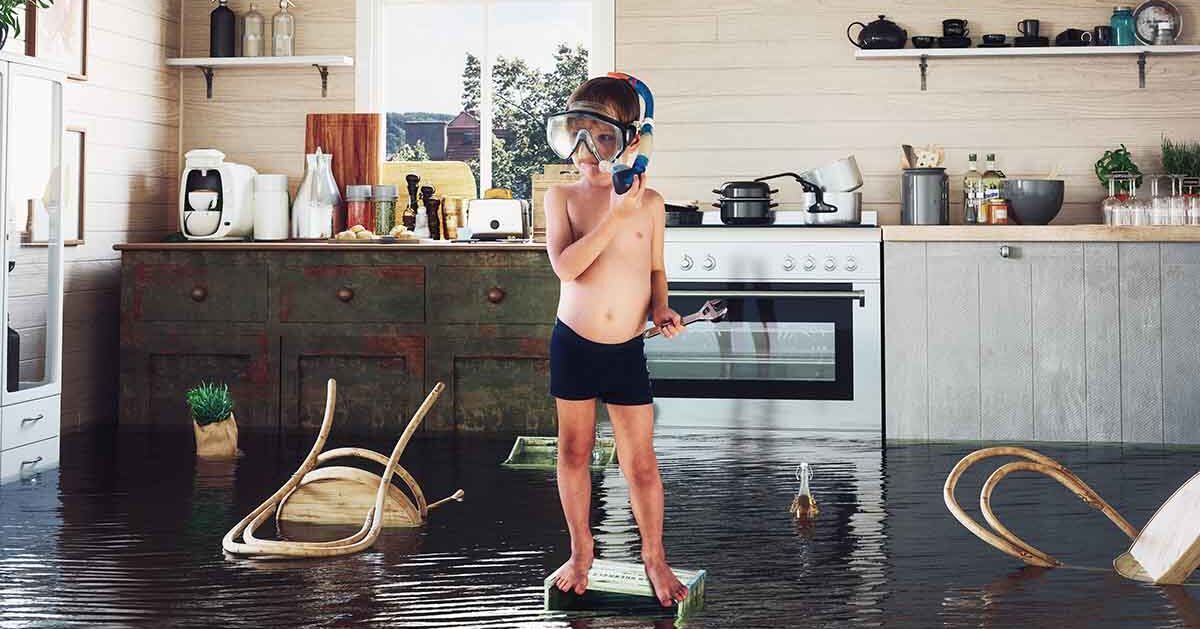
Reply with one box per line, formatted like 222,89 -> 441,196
186,382 -> 234,426
1095,144 -> 1142,192
1162,137 -> 1200,178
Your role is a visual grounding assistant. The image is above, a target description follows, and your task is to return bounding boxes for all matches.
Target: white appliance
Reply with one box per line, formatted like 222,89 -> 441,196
466,198 -> 530,240
179,149 -> 258,240
648,222 -> 882,434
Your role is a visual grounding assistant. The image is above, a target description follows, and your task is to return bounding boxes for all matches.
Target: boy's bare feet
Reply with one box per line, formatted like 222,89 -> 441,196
554,545 -> 594,595
644,558 -> 688,607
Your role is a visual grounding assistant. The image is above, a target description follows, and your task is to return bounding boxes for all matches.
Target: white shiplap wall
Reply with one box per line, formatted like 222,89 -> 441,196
616,0 -> 1200,224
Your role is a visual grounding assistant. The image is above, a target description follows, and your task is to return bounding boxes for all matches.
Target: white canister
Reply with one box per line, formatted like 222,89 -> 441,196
253,174 -> 290,240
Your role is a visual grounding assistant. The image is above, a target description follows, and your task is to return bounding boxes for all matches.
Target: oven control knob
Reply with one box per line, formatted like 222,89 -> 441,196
845,256 -> 858,271
680,254 -> 694,271
783,255 -> 796,271
702,255 -> 717,271
803,256 -> 817,271
824,257 -> 837,271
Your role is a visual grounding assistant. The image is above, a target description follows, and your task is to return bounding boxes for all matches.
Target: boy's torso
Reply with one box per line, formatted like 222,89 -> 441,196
556,183 -> 655,344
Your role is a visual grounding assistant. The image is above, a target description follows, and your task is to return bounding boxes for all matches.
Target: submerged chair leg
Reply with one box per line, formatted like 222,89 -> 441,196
944,446 -> 1136,569
222,380 -> 448,559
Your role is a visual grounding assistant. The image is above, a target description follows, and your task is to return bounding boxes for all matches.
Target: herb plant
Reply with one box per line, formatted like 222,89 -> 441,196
1,0 -> 53,40
186,382 -> 234,426
1095,144 -> 1142,194
1162,137 -> 1200,178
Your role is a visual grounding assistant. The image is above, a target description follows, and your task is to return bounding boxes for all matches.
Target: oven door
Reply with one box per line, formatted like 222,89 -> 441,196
645,280 -> 881,433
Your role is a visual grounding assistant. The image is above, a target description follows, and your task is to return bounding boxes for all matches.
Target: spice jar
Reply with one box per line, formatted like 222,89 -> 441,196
444,196 -> 462,239
989,198 -> 1010,224
373,184 -> 398,235
346,185 -> 373,231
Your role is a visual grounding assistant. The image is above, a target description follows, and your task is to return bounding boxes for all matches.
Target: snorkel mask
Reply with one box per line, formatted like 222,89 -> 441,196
545,72 -> 655,195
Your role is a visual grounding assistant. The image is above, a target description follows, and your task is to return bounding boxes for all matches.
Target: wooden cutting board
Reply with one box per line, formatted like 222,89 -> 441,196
305,113 -> 382,232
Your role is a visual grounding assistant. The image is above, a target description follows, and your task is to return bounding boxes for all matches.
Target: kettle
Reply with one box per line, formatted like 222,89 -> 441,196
847,15 -> 908,49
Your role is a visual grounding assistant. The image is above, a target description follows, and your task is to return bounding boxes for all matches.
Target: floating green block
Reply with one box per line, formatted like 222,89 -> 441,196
543,559 -> 707,621
501,436 -> 618,470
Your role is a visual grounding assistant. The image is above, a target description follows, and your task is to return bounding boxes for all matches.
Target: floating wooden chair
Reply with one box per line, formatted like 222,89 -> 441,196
222,379 -> 464,559
945,446 -> 1200,585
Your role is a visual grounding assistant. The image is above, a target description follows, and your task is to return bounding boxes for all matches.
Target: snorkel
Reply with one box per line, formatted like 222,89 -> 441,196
603,72 -> 654,195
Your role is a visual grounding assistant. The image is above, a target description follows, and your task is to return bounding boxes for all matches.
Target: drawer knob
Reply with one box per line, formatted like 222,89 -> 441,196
336,286 -> 355,302
487,287 -> 506,304
20,414 -> 43,425
191,286 -> 208,302
999,245 -> 1011,259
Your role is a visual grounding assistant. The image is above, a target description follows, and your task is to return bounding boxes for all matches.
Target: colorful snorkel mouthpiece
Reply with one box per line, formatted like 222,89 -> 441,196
606,72 -> 654,195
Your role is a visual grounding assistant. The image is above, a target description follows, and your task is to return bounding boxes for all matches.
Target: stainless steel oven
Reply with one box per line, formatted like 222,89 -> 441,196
647,228 -> 881,433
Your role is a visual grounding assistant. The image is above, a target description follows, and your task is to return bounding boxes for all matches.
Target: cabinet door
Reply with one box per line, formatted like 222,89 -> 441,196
925,243 -> 984,440
120,331 -> 278,430
426,328 -> 554,434
978,242 -> 1034,441
2,64 -> 65,405
280,334 -> 426,434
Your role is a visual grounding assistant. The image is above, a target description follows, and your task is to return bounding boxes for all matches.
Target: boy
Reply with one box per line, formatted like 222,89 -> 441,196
542,75 -> 689,608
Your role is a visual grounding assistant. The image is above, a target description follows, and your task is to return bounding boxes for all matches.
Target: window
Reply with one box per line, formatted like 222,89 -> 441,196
360,0 -> 614,198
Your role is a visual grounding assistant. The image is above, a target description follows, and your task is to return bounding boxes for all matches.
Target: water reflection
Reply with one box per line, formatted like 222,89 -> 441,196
0,429 -> 1198,627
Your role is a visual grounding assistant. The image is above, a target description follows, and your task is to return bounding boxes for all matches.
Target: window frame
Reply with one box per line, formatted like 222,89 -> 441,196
356,0 -> 615,192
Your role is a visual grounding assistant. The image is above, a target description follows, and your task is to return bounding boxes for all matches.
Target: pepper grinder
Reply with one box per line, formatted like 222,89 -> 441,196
420,185 -> 442,239
403,174 -> 420,231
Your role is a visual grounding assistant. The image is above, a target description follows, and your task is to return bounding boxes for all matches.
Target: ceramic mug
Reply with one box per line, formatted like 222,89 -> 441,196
942,18 -> 968,37
1017,19 -> 1040,38
1093,25 -> 1113,45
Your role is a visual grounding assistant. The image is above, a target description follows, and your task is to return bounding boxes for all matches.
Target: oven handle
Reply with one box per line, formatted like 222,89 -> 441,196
670,289 -> 866,307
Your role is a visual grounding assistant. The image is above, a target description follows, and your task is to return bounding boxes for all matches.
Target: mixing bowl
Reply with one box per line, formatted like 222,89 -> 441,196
1002,179 -> 1064,225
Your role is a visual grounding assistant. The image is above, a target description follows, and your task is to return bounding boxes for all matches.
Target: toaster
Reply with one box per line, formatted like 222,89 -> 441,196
466,198 -> 530,240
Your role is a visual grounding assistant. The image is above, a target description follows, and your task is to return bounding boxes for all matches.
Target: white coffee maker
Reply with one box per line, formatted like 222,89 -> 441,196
179,148 -> 258,240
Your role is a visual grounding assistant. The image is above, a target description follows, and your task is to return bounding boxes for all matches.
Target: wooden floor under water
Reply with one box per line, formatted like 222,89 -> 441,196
1,427 -> 1198,627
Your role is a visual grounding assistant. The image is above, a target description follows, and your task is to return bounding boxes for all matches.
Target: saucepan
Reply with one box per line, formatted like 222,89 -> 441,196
802,156 -> 864,192
801,191 -> 862,225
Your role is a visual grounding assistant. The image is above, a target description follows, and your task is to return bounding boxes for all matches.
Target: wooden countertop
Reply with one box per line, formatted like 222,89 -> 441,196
882,225 -> 1200,242
113,240 -> 548,252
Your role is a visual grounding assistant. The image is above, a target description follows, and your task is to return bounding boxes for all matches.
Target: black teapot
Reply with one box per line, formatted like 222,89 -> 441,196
847,15 -> 907,49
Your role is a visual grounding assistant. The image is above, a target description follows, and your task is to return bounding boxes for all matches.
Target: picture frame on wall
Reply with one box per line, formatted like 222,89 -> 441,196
25,0 -> 88,81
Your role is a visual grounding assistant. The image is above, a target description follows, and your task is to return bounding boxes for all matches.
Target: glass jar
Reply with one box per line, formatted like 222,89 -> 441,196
373,184 -> 398,234
242,3 -> 265,56
272,0 -> 296,56
1112,6 -> 1136,46
345,185 -> 373,231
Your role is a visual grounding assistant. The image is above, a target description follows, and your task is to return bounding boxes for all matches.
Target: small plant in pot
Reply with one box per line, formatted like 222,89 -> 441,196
187,382 -> 239,459
0,0 -> 53,51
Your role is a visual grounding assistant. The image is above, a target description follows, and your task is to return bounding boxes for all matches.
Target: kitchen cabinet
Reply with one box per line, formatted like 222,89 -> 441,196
885,241 -> 1200,445
0,56 -> 66,484
119,246 -> 558,436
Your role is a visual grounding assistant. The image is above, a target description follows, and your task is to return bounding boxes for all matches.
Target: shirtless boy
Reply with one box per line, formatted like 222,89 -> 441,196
542,75 -> 689,608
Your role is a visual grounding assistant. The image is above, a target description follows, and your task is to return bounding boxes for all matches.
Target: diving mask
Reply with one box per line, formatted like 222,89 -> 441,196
545,103 -> 638,165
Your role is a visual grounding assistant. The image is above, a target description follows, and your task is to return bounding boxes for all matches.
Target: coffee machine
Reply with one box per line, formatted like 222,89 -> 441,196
179,149 -> 258,240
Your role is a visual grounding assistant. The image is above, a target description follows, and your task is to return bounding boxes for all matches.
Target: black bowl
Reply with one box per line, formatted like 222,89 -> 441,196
912,35 -> 935,48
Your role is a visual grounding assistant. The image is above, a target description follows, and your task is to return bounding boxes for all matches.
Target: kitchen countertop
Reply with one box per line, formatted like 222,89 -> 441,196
882,225 -> 1200,242
113,240 -> 548,251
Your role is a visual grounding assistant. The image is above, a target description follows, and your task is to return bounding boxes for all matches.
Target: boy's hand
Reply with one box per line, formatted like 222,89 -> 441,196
652,305 -> 684,338
610,174 -> 646,220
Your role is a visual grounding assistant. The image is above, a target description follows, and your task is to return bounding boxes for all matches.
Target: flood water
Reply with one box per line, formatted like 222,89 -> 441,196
2,426 -> 1199,628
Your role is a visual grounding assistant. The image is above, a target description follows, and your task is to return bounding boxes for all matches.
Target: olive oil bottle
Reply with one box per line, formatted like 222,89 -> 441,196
963,153 -> 982,224
980,153 -> 1006,225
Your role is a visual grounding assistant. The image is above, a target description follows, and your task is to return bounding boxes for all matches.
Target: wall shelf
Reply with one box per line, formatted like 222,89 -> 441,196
855,45 -> 1200,90
165,56 -> 354,99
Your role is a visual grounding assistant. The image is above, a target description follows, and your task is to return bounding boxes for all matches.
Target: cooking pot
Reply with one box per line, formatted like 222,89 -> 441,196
802,191 -> 862,225
847,15 -> 908,49
666,202 -> 704,227
713,180 -> 778,199
713,197 -> 778,225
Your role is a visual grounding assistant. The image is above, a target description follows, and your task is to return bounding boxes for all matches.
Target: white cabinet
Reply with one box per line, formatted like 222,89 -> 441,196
0,56 -> 65,484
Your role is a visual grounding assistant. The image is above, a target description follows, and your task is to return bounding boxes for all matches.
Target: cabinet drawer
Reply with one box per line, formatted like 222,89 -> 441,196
278,264 -> 425,323
0,436 -> 59,483
430,265 -> 558,324
1,396 -> 59,451
130,262 -> 268,322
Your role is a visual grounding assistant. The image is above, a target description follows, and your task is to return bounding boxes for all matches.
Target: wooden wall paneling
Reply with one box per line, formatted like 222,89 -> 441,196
1159,244 -> 1200,445
882,242 -> 927,440
1118,243 -> 1164,444
1030,243 -> 1087,442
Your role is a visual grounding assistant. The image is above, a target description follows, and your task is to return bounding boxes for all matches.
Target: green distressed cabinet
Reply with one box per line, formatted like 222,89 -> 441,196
118,244 -> 558,435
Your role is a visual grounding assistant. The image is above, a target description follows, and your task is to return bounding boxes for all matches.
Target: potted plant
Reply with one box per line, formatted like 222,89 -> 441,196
0,0 -> 53,51
1162,137 -> 1200,178
1095,144 -> 1142,197
187,382 -> 239,459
